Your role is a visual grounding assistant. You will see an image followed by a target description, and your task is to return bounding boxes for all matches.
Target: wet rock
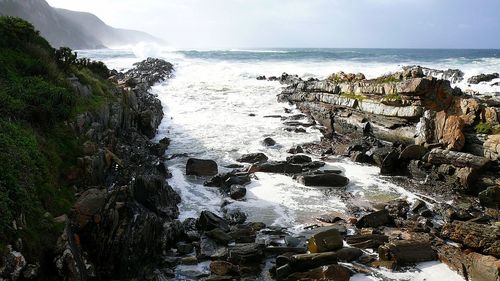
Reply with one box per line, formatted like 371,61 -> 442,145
229,185 -> 246,200
223,209 -> 247,225
316,212 -> 345,224
307,228 -> 343,253
249,161 -> 303,174
355,209 -> 393,228
228,243 -> 264,265
380,150 -> 400,175
197,211 -> 230,232
133,176 -> 180,218
256,75 -> 266,80
468,73 -> 499,84
180,256 -> 198,265
479,186 -> 500,209
236,153 -> 268,164
199,236 -> 228,260
262,137 -> 277,146
228,225 -> 256,243
210,261 -> 238,276
440,221 -> 500,257
335,248 -> 363,262
206,228 -> 232,245
345,234 -> 389,249
438,244 -> 500,281
297,173 -> 349,187
186,158 -> 218,176
22,263 -> 39,280
286,154 -> 312,164
289,252 -> 338,271
399,145 -> 428,160
287,145 -> 304,154
176,242 -> 194,255
283,264 -> 351,281
378,240 -> 437,265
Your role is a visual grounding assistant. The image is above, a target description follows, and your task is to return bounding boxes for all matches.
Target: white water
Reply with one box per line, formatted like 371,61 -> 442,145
80,47 -> 476,281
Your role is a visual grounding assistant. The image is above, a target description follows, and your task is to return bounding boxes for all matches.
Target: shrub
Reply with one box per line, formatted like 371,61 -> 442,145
475,122 -> 492,134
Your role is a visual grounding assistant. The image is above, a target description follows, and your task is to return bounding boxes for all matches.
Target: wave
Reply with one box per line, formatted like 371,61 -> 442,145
228,49 -> 290,53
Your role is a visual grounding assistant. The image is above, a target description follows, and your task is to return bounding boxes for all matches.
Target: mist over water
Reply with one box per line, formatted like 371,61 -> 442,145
76,46 -> 498,281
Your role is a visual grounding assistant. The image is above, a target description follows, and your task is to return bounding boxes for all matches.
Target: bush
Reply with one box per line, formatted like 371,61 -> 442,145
475,122 -> 492,134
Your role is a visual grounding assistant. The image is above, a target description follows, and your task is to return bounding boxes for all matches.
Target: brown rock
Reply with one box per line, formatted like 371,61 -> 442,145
483,107 -> 499,125
284,264 -> 351,281
378,240 -> 437,265
438,244 -> 500,281
307,228 -> 343,253
440,221 -> 500,258
73,188 -> 106,228
442,115 -> 465,151
210,261 -> 238,276
484,135 -> 500,161
459,98 -> 480,125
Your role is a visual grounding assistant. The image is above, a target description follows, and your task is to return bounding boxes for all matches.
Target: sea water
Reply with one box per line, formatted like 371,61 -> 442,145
79,47 -> 500,280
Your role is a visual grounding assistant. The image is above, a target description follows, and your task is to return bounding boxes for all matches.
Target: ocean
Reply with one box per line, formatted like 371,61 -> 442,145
78,47 -> 500,280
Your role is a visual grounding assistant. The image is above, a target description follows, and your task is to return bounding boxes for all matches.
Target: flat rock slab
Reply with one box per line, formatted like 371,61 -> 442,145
297,173 -> 349,187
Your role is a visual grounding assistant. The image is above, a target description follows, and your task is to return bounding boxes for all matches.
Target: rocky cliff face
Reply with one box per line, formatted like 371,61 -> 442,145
0,0 -> 161,49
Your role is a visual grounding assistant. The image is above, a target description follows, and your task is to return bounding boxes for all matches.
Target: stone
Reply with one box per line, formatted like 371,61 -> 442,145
197,211 -> 230,232
186,158 -> 218,176
286,154 -> 312,164
73,188 -> 106,228
228,225 -> 256,243
223,209 -> 247,225
442,115 -> 465,151
0,246 -> 26,280
399,145 -> 428,160
289,252 -> 338,271
484,135 -> 500,161
133,176 -> 180,218
228,243 -> 264,264
479,186 -> 500,209
438,245 -> 500,281
176,242 -> 194,255
307,228 -> 343,253
284,265 -> 351,281
345,234 -> 389,249
236,153 -> 268,164
288,145 -> 304,154
468,73 -> 499,84
378,240 -> 437,265
249,161 -> 303,174
335,248 -> 363,262
427,148 -> 490,169
440,221 -> 500,258
229,186 -> 246,200
207,228 -> 233,245
210,261 -> 238,276
297,173 -> 349,187
483,107 -> 499,125
355,209 -> 393,228
262,137 -> 276,146
199,236 -> 228,260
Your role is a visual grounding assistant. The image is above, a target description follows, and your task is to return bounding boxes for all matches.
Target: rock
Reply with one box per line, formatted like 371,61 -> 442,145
355,209 -> 393,228
380,150 -> 400,175
229,186 -> 247,200
197,211 -> 230,232
236,153 -> 268,164
479,186 -> 500,209
249,161 -> 303,174
307,228 -> 343,253
210,261 -> 238,276
468,73 -> 499,84
223,209 -> 247,225
256,75 -> 266,80
73,188 -> 106,228
286,154 -> 312,164
440,221 -> 500,258
284,264 -> 351,281
335,248 -> 363,262
399,145 -> 428,160
378,240 -> 437,265
228,243 -> 264,265
297,173 -> 349,187
288,146 -> 304,154
438,244 -> 500,281
206,228 -> 233,245
199,236 -> 228,260
22,263 -> 39,280
289,252 -> 338,271
427,148 -> 490,169
262,137 -> 276,146
180,256 -> 198,265
483,107 -> 499,125
345,234 -> 389,249
441,115 -> 465,151
0,245 -> 26,281
186,158 -> 218,176
133,176 -> 180,218
484,135 -> 500,161
228,225 -> 256,243
176,242 -> 194,255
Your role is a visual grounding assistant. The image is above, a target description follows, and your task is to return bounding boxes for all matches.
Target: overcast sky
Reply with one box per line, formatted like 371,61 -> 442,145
46,0 -> 500,49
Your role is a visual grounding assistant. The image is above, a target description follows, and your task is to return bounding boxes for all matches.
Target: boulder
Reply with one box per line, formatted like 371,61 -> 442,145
73,188 -> 106,228
289,252 -> 338,271
440,221 -> 500,258
468,73 -> 499,84
228,243 -> 264,264
427,148 -> 490,169
283,265 -> 351,281
176,242 -> 194,255
399,145 -> 428,160
288,145 -> 304,154
223,209 -> 247,225
133,176 -> 180,218
206,228 -> 232,245
345,234 -> 389,249
484,135 -> 500,161
262,137 -> 276,146
199,236 -> 228,260
236,153 -> 268,164
335,248 -> 363,262
228,225 -> 256,243
478,186 -> 500,209
229,186 -> 246,200
355,209 -> 393,228
286,154 -> 312,164
378,240 -> 437,265
442,115 -> 465,151
210,261 -> 238,276
438,244 -> 500,281
197,211 -> 230,232
249,161 -> 303,174
307,228 -> 343,253
186,158 -> 218,176
297,173 -> 349,187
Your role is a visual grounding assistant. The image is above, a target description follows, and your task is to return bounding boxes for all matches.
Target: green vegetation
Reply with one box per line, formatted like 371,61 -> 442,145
0,16 -> 114,259
341,92 -> 366,101
378,76 -> 401,83
475,122 -> 500,135
381,93 -> 403,102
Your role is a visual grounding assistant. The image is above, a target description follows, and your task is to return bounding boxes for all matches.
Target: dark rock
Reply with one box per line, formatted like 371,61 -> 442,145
228,225 -> 256,243
289,252 -> 338,271
276,264 -> 293,280
210,261 -> 238,276
199,236 -> 228,260
380,150 -> 400,175
379,240 -> 437,265
399,145 -> 428,160
345,234 -> 389,249
478,186 -> 500,209
356,209 -> 393,228
284,264 -> 351,281
206,229 -> 232,245
411,199 -> 427,214
262,137 -> 276,146
297,173 -> 349,187
186,158 -> 218,176
256,75 -> 266,80
223,209 -> 247,225
176,242 -> 194,255
286,154 -> 312,164
468,73 -> 499,84
440,221 -> 500,257
133,176 -> 180,218
229,186 -> 246,200
249,161 -> 303,174
197,211 -> 230,232
288,146 -> 304,154
307,228 -> 343,253
236,153 -> 268,164
73,188 -> 106,228
228,243 -> 264,265
335,248 -> 363,262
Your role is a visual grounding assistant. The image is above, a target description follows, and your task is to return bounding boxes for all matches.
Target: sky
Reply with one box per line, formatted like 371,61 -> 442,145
46,0 -> 500,49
